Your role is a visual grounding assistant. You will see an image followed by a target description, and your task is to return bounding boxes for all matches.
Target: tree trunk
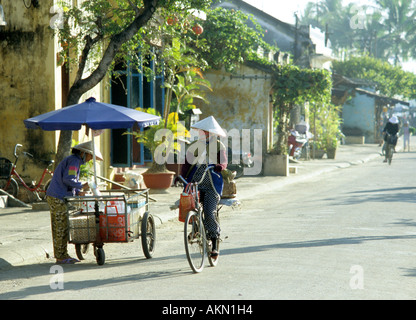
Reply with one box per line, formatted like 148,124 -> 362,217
54,92 -> 83,169
273,103 -> 291,155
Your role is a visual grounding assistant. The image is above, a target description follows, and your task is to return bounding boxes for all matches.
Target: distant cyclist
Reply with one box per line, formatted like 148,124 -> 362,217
382,116 -> 399,163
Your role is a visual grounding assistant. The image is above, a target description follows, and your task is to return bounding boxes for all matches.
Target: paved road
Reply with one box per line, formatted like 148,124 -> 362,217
1,148 -> 416,301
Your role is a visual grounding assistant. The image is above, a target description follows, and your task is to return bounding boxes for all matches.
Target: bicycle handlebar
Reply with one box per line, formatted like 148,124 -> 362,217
14,144 -> 22,158
178,175 -> 188,185
178,165 -> 216,186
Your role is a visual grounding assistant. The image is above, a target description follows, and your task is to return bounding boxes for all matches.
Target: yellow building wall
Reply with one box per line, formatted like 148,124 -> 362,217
0,1 -> 107,188
199,65 -> 272,155
0,0 -> 56,183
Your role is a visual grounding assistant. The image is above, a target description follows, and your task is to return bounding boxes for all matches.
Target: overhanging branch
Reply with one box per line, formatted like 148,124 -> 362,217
68,0 -> 159,102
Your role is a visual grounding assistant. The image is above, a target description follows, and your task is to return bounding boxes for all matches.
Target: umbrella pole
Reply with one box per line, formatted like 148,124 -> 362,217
92,135 -> 98,187
91,136 -> 101,223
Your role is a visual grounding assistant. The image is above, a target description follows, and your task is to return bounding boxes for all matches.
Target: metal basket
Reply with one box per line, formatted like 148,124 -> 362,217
69,211 -> 97,244
0,158 -> 12,179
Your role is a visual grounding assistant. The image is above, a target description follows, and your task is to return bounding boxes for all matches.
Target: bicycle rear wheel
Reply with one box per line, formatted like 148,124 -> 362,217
184,211 -> 205,273
0,178 -> 19,198
388,145 -> 394,165
38,179 -> 52,200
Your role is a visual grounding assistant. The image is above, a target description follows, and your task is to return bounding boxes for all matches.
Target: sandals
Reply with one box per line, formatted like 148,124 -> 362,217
210,250 -> 219,258
56,257 -> 80,264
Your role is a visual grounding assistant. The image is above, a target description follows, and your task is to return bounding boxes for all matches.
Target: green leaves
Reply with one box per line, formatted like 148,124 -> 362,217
269,64 -> 333,155
333,55 -> 416,99
172,37 -> 181,60
272,64 -> 332,107
301,0 -> 416,64
312,104 -> 343,151
129,109 -> 189,157
175,70 -> 211,106
55,0 -> 212,80
199,7 -> 278,72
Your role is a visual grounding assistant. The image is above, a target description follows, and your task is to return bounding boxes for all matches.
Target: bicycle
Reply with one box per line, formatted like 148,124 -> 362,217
384,133 -> 397,165
179,166 -> 223,273
0,144 -> 54,200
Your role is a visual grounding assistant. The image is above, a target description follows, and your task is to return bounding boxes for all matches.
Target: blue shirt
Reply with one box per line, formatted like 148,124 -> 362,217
46,154 -> 85,200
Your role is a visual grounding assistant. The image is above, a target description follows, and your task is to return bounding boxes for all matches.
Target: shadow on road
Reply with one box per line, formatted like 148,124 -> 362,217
220,234 -> 416,255
323,186 -> 416,205
0,257 -> 190,300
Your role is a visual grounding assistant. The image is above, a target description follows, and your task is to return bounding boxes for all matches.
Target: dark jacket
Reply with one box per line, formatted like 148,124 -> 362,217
383,122 -> 399,136
46,154 -> 85,200
383,122 -> 399,144
180,139 -> 227,195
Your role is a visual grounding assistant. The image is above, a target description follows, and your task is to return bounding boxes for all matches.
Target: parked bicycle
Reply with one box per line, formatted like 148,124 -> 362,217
0,144 -> 54,200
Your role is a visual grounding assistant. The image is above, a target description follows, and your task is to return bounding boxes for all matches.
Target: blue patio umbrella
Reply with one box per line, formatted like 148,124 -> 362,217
24,97 -> 160,130
24,97 -> 160,185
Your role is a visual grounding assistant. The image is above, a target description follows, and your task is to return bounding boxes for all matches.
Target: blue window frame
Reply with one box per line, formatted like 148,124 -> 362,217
110,55 -> 164,167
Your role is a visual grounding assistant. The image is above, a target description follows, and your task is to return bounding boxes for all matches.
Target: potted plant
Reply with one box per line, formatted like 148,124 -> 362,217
312,104 -> 342,159
130,110 -> 189,190
310,140 -> 327,159
322,105 -> 342,159
324,136 -> 338,159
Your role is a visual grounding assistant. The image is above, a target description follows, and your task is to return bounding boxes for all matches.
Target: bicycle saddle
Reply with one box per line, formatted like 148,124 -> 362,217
39,159 -> 54,166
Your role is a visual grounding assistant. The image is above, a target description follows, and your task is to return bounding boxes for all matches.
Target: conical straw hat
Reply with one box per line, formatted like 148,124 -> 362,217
191,116 -> 226,137
73,141 -> 103,161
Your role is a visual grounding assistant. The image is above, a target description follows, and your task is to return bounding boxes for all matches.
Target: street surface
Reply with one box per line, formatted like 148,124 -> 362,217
1,151 -> 416,301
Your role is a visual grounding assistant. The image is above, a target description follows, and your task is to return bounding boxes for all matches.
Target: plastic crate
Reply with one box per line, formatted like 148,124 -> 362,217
99,198 -> 146,242
0,158 -> 12,179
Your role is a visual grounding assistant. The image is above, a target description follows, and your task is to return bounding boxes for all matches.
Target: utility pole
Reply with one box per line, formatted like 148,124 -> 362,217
294,13 -> 299,62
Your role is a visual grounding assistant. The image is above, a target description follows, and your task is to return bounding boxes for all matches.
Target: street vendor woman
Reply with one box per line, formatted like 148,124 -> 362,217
46,141 -> 103,264
180,116 -> 227,258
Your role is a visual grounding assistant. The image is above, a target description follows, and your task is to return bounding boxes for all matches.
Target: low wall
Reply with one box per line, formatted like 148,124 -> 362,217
345,136 -> 365,144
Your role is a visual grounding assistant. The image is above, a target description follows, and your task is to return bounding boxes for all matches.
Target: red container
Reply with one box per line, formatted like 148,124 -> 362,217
99,201 -> 128,242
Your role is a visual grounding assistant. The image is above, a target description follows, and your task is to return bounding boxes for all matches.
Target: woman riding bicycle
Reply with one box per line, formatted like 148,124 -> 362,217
382,115 -> 399,163
180,116 -> 227,258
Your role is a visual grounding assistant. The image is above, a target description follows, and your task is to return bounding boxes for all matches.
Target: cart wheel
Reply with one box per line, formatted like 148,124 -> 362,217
75,244 -> 90,260
95,247 -> 105,265
141,212 -> 156,259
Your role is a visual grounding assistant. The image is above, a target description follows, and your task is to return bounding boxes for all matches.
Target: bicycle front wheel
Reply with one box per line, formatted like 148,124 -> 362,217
208,210 -> 220,267
208,237 -> 220,267
184,211 -> 205,273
